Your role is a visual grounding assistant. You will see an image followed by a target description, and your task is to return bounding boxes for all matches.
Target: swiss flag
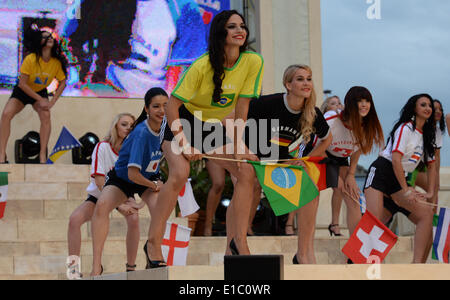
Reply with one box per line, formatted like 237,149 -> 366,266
342,211 -> 398,264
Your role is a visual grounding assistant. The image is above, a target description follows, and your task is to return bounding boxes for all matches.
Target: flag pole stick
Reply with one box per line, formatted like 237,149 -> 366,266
202,156 -> 302,164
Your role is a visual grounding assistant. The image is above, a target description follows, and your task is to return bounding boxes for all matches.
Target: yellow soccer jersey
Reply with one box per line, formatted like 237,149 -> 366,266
172,51 -> 264,122
20,53 -> 66,92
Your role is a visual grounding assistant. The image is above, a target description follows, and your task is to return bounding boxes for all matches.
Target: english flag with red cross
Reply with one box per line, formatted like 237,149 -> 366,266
162,222 -> 192,266
342,211 -> 398,264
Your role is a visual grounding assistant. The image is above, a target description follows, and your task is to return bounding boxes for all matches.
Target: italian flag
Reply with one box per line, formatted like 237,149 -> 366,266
0,172 -> 8,219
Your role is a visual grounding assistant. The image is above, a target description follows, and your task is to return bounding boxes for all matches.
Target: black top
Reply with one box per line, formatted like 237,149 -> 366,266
245,93 -> 330,160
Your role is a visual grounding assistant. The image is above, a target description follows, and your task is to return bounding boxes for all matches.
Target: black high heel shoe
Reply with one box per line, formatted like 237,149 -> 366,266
143,241 -> 167,269
229,238 -> 240,256
328,224 -> 343,237
292,254 -> 299,265
126,263 -> 137,272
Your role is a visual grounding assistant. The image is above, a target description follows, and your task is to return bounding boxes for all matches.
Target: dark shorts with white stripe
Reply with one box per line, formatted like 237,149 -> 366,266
364,156 -> 411,217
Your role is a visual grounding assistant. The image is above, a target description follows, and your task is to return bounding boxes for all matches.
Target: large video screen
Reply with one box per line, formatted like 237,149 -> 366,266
0,0 -> 230,98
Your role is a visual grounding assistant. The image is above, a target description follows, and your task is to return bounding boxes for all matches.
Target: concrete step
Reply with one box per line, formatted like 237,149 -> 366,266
0,235 -> 422,279
85,264 -> 450,280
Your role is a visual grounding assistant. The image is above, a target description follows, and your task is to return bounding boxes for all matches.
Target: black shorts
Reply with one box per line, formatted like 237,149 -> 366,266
163,105 -> 230,153
364,157 -> 412,217
383,195 -> 411,218
364,157 -> 405,196
85,195 -> 98,204
10,85 -> 48,106
325,151 -> 349,167
104,169 -> 160,199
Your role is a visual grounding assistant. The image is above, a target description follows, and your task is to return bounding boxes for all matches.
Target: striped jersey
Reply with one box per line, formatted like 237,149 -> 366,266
380,122 -> 435,173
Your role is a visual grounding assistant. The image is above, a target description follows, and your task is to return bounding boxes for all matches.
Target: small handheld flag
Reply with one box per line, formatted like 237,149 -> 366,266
248,161 -> 319,216
46,127 -> 82,164
177,179 -> 200,217
301,157 -> 339,191
432,208 -> 450,263
162,222 -> 192,266
0,172 -> 9,219
342,211 -> 398,264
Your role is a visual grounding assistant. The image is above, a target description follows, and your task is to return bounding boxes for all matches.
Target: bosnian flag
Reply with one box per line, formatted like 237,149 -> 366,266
0,172 -> 8,219
162,222 -> 192,266
342,211 -> 398,264
432,208 -> 450,263
46,127 -> 82,164
177,179 -> 199,217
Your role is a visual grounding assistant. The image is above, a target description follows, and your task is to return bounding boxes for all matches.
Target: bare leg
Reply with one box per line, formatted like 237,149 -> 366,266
296,197 -> 319,264
330,188 -> 344,235
340,167 -> 362,236
147,141 -> 190,261
391,191 -> 434,263
122,209 -> 140,270
68,201 -> 96,256
248,180 -> 261,236
212,158 -> 255,255
90,186 -> 127,276
32,102 -> 51,163
0,98 -> 25,162
204,160 -> 226,236
285,211 -> 296,235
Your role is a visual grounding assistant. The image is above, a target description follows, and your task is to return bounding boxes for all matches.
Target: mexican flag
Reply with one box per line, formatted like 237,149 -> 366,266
0,172 -> 8,219
248,161 -> 319,216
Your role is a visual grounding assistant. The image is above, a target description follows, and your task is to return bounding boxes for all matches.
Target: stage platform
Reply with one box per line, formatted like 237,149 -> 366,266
0,164 -> 449,280
87,264 -> 450,280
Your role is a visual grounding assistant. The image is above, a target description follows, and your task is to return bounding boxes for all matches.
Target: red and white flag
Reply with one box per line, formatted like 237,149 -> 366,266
342,211 -> 398,264
177,179 -> 199,217
162,222 -> 192,266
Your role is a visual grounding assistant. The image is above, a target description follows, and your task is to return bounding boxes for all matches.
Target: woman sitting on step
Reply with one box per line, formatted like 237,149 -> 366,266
364,94 -> 436,263
90,88 -> 167,276
67,112 -> 141,277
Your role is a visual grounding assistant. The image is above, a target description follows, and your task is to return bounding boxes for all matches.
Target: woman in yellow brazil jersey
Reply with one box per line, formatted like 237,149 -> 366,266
0,25 -> 67,163
144,10 -> 264,264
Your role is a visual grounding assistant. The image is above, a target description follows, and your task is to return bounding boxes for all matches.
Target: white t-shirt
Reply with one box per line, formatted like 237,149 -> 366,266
324,110 -> 359,158
380,122 -> 435,173
86,142 -> 119,199
436,127 -> 443,149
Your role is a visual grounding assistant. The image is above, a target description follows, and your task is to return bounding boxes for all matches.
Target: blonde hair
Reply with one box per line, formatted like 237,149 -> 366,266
104,113 -> 135,146
320,96 -> 340,114
283,64 -> 317,144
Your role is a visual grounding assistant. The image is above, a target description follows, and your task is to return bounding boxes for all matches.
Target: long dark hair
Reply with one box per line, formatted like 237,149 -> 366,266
209,10 -> 249,103
434,99 -> 446,133
341,86 -> 384,154
23,24 -> 68,77
389,94 -> 436,164
130,87 -> 168,133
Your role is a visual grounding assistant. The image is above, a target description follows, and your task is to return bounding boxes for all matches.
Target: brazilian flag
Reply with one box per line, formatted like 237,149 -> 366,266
248,161 -> 319,216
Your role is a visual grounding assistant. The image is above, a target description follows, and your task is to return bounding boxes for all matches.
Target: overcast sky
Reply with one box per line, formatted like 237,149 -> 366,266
321,0 -> 450,168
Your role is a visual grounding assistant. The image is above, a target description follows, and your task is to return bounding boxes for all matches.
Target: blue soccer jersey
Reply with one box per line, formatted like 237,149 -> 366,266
115,120 -> 163,183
